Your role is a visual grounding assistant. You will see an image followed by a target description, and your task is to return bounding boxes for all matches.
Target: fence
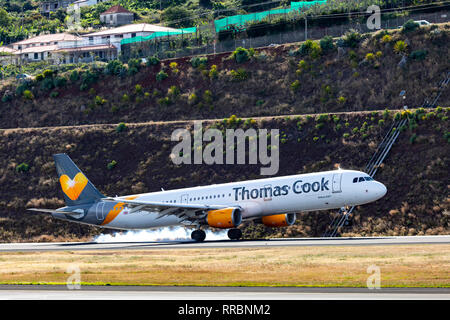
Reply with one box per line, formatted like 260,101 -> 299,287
121,7 -> 450,61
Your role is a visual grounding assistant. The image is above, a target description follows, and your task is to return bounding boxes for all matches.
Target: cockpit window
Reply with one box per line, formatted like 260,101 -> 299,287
354,176 -> 374,183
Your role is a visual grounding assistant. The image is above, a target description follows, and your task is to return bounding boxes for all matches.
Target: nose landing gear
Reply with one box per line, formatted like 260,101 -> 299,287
191,229 -> 206,242
227,228 -> 242,240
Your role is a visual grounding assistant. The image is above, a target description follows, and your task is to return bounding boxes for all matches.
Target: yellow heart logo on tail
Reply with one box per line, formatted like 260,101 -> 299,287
59,173 -> 88,201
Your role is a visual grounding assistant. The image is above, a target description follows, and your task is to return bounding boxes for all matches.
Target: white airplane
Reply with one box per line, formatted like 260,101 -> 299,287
30,154 -> 387,241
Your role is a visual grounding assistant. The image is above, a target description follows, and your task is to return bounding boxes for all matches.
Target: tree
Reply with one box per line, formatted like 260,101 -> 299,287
161,7 -> 194,28
0,8 -> 11,28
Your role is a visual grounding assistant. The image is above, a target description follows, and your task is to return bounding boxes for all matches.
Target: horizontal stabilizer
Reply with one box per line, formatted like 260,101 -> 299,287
27,208 -> 80,215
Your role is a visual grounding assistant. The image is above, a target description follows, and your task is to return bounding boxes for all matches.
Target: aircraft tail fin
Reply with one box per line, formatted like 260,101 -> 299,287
53,153 -> 105,206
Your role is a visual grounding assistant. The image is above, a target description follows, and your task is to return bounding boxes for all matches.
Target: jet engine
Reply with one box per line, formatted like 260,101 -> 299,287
206,208 -> 242,229
261,213 -> 296,227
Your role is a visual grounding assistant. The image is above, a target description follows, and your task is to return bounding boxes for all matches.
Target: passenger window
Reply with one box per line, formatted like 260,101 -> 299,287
353,177 -> 358,183
359,177 -> 365,182
364,177 -> 371,181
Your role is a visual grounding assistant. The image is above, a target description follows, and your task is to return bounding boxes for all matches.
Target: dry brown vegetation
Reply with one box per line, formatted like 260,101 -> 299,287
0,245 -> 448,287
0,108 -> 448,242
0,25 -> 449,129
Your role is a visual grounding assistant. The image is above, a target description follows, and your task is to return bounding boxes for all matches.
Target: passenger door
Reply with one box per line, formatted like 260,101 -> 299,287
332,173 -> 342,193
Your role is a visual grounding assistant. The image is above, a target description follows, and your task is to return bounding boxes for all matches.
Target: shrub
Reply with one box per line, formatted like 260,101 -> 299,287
127,58 -> 141,70
135,84 -> 143,95
121,93 -> 129,102
40,77 -> 55,91
402,19 -> 420,33
290,80 -> 300,92
337,96 -> 346,104
53,76 -> 67,88
147,56 -> 160,66
188,93 -> 197,104
50,91 -> 59,98
209,65 -> 218,79
169,61 -> 179,74
16,82 -> 30,96
381,34 -> 392,43
299,40 -> 322,58
232,47 -> 250,63
16,163 -> 30,173
2,90 -> 12,102
94,95 -> 106,106
107,160 -> 117,170
315,123 -> 324,130
203,90 -> 213,104
156,70 -> 168,81
297,59 -> 308,71
69,70 -> 79,82
342,30 -> 362,48
365,53 -> 375,61
319,36 -> 334,52
190,56 -> 207,68
106,60 -> 123,75
80,70 -> 98,90
23,89 -> 34,100
42,69 -> 54,78
168,85 -> 180,98
230,68 -> 248,81
378,119 -> 385,126
409,50 -> 428,60
343,133 -> 350,138
158,96 -> 171,106
35,73 -> 44,81
394,40 -> 408,54
115,122 -> 127,133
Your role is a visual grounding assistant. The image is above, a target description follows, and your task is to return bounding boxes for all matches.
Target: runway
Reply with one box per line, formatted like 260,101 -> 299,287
0,235 -> 449,252
0,285 -> 449,300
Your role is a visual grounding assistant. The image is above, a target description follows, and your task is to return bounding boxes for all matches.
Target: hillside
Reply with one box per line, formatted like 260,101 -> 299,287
1,24 -> 449,129
0,108 -> 448,242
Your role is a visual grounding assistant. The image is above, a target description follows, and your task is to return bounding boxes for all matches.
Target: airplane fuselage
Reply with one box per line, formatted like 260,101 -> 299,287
52,169 -> 387,230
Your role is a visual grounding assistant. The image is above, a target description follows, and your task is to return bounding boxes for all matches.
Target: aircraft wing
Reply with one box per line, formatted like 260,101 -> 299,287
102,197 -> 238,223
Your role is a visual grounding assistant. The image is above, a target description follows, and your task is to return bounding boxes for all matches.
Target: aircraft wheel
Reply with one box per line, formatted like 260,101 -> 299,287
191,229 -> 206,242
227,228 -> 242,240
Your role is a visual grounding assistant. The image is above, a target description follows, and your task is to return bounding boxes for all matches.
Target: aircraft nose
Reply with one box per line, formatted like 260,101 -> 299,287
374,182 -> 387,199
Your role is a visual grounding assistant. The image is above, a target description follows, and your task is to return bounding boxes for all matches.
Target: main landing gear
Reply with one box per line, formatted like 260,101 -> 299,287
191,228 -> 243,242
227,228 -> 242,240
191,229 -> 206,242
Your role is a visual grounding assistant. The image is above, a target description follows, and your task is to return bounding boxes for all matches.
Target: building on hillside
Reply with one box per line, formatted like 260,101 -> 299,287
54,44 -> 118,63
8,33 -> 116,64
72,0 -> 108,10
39,0 -> 77,14
81,23 -> 178,53
99,5 -> 134,27
11,33 -> 84,63
2,24 -> 179,65
0,47 -> 17,65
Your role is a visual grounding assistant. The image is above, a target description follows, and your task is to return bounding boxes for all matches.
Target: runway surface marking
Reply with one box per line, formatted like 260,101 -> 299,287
0,285 -> 449,300
0,235 -> 449,252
